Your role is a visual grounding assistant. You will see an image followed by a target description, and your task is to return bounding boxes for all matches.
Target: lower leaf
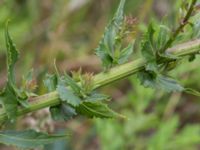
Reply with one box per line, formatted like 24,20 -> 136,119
0,129 -> 68,148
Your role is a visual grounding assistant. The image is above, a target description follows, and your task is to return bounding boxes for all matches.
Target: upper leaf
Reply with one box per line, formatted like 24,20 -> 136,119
0,22 -> 21,120
156,25 -> 170,51
141,23 -> 156,63
5,21 -> 19,87
96,0 -> 127,69
0,130 -> 68,148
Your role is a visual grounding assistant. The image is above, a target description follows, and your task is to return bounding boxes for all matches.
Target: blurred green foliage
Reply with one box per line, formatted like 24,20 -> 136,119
0,0 -> 200,149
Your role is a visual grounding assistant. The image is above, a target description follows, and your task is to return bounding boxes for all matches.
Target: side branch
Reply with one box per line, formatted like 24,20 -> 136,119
0,39 -> 200,123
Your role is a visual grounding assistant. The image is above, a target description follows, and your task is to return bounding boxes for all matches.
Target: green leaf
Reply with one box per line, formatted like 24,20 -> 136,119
0,85 -> 18,121
0,22 -> 21,120
44,74 -> 58,92
5,21 -> 19,87
0,130 -> 68,148
50,103 -> 77,121
138,71 -> 157,88
57,84 -> 81,106
157,25 -> 170,51
63,73 -> 82,96
141,23 -> 156,62
140,23 -> 160,73
96,0 -> 126,69
84,92 -> 111,102
75,101 -> 122,118
138,72 -> 184,92
118,42 -> 134,64
157,75 -> 184,92
184,88 -> 200,97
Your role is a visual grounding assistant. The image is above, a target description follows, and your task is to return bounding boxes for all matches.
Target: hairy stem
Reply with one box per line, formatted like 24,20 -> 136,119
0,39 -> 200,123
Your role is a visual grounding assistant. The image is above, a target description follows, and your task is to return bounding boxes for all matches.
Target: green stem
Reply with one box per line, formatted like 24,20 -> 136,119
0,39 -> 200,123
161,0 -> 197,52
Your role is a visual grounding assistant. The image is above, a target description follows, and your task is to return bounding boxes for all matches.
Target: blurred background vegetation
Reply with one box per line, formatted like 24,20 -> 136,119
0,0 -> 200,149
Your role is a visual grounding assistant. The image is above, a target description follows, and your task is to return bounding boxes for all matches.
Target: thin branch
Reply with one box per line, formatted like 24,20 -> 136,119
0,39 -> 200,123
161,0 -> 197,52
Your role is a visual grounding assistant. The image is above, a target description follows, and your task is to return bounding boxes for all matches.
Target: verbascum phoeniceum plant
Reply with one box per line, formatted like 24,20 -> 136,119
0,0 -> 200,148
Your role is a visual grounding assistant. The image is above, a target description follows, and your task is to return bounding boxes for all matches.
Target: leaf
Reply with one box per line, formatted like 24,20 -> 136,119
44,74 -> 58,92
57,84 -> 81,106
157,75 -> 184,92
50,103 -> 77,121
96,0 -> 126,69
75,101 -> 122,118
63,73 -> 82,96
138,71 -> 157,88
118,42 -> 134,64
141,23 -> 156,62
0,85 -> 18,121
184,88 -> 200,97
157,25 -> 170,51
5,21 -> 19,87
84,92 -> 111,102
140,23 -> 160,73
0,22 -> 21,120
0,129 -> 68,148
138,72 -> 184,92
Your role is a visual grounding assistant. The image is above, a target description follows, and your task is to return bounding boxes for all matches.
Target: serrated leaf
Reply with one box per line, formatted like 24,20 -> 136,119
0,129 -> 68,148
57,84 -> 81,106
75,101 -> 122,118
5,21 -> 19,87
96,0 -> 126,69
118,42 -> 134,64
0,23 -> 21,120
50,103 -> 77,121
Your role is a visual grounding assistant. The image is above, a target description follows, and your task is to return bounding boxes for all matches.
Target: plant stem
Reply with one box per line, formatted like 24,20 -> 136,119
0,39 -> 200,123
161,0 -> 197,52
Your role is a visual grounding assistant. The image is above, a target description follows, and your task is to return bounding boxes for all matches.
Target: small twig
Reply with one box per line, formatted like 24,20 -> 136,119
161,0 -> 197,52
